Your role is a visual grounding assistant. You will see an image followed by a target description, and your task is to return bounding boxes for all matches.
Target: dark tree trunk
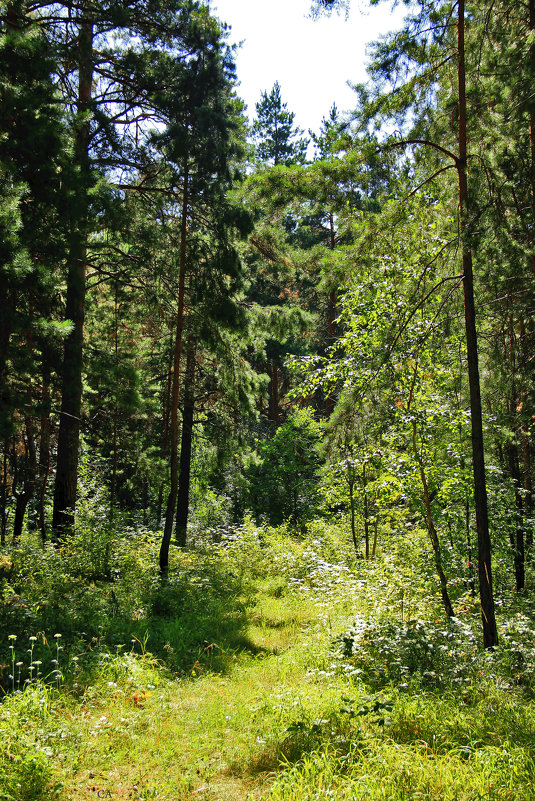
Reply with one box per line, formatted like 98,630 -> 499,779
13,418 -> 36,542
523,431 -> 533,551
506,318 -> 525,590
53,12 -> 93,537
363,461 -> 370,559
412,420 -> 454,618
325,211 -> 337,418
508,439 -> 525,591
38,358 -> 51,542
349,479 -> 358,553
269,360 -> 280,423
160,163 -> 189,573
175,344 -> 196,547
110,282 -> 119,520
457,0 -> 498,646
1,441 -> 8,545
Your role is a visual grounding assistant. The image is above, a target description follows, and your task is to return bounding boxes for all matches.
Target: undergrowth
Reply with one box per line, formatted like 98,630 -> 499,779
0,515 -> 534,800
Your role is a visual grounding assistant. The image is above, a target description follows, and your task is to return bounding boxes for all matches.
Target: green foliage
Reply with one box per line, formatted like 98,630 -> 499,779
248,409 -> 323,527
0,685 -> 61,801
251,81 -> 309,167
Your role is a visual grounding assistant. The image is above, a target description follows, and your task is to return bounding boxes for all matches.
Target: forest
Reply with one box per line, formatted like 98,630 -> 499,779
1,0 -> 535,798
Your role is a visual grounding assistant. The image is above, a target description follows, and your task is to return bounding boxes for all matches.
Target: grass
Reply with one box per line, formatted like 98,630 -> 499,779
1,519 -> 535,800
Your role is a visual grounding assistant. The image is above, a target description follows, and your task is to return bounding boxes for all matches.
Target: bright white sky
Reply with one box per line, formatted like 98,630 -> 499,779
210,0 -> 405,135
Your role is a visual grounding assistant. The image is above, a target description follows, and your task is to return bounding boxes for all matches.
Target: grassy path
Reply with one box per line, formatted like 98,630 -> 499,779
4,527 -> 535,801
60,583 -> 340,801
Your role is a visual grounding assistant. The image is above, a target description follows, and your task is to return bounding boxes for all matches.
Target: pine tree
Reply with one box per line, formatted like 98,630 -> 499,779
252,82 -> 308,167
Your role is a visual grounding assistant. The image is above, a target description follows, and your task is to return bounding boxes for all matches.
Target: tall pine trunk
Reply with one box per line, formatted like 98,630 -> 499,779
160,163 -> 189,573
53,11 -> 93,536
457,0 -> 498,646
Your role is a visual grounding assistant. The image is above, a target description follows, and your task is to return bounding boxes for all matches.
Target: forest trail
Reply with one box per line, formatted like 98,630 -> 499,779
62,583 -> 332,801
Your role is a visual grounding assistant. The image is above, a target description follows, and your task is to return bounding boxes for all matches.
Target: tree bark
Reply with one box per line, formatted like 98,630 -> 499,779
13,418 -> 36,542
38,358 -> 51,542
53,11 -> 93,537
325,211 -> 337,417
349,479 -> 358,553
412,420 -> 454,618
457,0 -> 498,646
160,162 -> 189,573
175,343 -> 196,547
269,360 -> 280,422
363,461 -> 370,559
1,441 -> 8,545
523,430 -> 533,551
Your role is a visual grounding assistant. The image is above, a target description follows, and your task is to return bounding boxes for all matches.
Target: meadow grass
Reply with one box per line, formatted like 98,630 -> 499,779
1,520 -> 535,800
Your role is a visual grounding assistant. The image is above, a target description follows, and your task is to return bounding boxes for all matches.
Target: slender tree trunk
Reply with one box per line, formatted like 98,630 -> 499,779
457,0 -> 498,646
508,439 -> 525,591
110,281 -> 119,520
53,12 -> 93,537
349,478 -> 358,553
507,317 -> 525,590
269,360 -> 280,423
459,427 -> 475,594
363,461 -> 370,559
523,430 -> 533,551
325,211 -> 337,418
175,344 -> 196,547
1,441 -> 8,545
158,331 -> 174,526
412,420 -> 454,618
160,163 -> 189,573
13,418 -> 36,542
371,516 -> 378,559
38,358 -> 51,542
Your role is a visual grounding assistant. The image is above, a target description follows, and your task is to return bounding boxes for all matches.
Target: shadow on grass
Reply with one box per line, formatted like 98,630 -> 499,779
0,537 -> 268,691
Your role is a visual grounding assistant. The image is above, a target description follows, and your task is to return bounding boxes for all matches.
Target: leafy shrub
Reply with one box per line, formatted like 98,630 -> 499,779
336,616 -> 479,689
0,685 -> 61,801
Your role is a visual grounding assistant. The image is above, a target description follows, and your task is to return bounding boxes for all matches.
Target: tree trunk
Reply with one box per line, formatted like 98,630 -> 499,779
457,0 -> 498,646
1,441 -> 8,545
363,461 -> 370,559
38,358 -> 51,542
160,162 -> 189,573
325,211 -> 337,418
269,360 -> 280,423
53,11 -> 93,537
349,479 -> 358,553
508,439 -> 525,591
412,420 -> 454,618
110,281 -> 119,520
13,417 -> 36,543
371,516 -> 378,559
175,344 -> 196,547
523,430 -> 533,551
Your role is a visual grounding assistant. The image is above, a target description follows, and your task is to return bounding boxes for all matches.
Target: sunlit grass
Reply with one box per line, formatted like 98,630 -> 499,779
1,520 -> 535,800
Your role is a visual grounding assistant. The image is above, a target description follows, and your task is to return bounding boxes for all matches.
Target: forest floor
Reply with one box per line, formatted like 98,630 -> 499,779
2,521 -> 535,800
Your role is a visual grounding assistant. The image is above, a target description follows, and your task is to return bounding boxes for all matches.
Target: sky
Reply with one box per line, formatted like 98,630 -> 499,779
210,0 -> 405,136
